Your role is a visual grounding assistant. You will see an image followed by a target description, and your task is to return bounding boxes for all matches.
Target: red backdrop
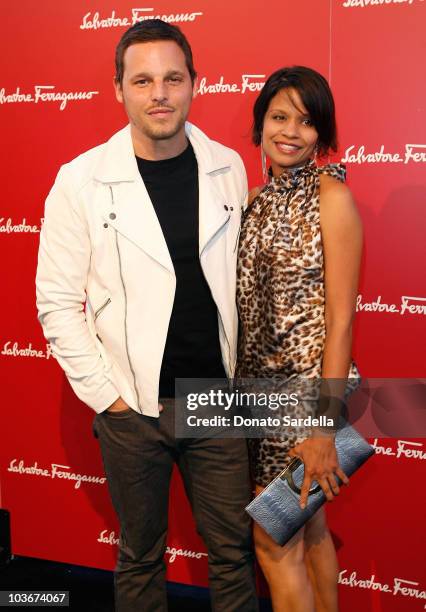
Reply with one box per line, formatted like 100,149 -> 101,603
1,2 -> 425,610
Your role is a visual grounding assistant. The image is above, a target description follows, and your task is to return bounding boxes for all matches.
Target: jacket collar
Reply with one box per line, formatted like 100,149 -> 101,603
94,122 -> 230,183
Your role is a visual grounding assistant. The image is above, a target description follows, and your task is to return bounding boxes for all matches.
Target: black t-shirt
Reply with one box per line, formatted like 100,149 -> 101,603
136,142 -> 226,397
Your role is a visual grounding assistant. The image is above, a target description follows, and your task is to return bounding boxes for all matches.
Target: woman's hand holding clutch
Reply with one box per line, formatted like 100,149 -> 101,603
288,435 -> 349,509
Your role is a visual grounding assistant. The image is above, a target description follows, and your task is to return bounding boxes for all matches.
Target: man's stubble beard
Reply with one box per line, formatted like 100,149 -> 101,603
136,113 -> 186,142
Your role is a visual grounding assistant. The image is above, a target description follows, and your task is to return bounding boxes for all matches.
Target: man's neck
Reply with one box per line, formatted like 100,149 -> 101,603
131,125 -> 188,161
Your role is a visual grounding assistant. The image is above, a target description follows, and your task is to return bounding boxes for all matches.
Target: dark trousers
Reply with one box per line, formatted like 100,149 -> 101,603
93,401 -> 258,612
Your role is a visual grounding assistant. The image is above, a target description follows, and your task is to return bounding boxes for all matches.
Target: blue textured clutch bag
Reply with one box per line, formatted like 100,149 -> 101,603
245,423 -> 375,546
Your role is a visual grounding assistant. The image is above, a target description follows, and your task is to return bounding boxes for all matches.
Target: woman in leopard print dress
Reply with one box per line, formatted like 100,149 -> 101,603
237,67 -> 362,612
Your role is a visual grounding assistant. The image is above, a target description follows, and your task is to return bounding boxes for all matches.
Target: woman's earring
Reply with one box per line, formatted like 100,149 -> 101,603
313,144 -> 319,163
261,143 -> 269,184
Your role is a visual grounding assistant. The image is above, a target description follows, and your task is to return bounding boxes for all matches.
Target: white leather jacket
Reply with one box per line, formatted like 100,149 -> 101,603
36,123 -> 246,416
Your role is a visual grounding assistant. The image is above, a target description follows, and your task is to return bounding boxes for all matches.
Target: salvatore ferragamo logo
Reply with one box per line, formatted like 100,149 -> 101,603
341,144 -> 426,164
0,217 -> 43,234
80,8 -> 203,30
343,0 -> 423,7
372,439 -> 426,460
97,530 -> 119,546
197,75 -> 265,96
356,295 -> 426,316
0,86 -> 99,111
1,342 -> 53,359
165,546 -> 208,564
339,570 -> 425,606
8,459 -> 107,490
97,530 -> 208,563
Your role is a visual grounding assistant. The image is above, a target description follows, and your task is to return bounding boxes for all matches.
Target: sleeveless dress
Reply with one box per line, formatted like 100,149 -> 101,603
236,160 -> 359,487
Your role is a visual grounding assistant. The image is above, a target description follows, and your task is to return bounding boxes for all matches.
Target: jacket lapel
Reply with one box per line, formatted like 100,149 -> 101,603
94,125 -> 173,272
93,123 -> 233,273
186,123 -> 232,255
198,171 -> 231,256
104,179 -> 174,272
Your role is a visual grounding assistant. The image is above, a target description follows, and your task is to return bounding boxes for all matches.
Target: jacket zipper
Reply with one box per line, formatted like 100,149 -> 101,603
94,297 -> 111,321
233,225 -> 241,253
109,186 -> 142,414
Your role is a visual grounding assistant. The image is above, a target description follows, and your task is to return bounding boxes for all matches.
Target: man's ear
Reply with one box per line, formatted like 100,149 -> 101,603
113,76 -> 123,104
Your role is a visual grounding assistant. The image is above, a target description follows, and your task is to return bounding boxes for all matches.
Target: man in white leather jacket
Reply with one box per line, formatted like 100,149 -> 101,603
36,18 -> 257,612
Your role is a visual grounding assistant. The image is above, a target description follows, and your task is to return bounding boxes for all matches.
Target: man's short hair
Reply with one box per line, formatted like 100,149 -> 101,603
252,66 -> 338,157
115,19 -> 197,85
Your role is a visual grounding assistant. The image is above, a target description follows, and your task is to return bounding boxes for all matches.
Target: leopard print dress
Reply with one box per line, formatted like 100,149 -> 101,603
236,159 -> 359,487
